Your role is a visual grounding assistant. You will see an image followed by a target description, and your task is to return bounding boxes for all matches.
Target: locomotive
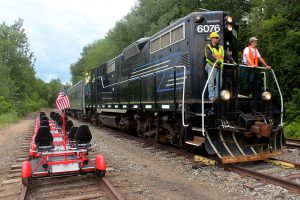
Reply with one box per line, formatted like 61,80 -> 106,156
67,11 -> 284,163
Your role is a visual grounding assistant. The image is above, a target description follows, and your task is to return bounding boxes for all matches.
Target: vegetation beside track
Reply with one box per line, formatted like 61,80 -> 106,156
0,110 -> 19,128
0,20 -> 64,123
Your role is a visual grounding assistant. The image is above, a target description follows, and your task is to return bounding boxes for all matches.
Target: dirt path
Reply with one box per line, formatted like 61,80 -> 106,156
0,114 -> 34,184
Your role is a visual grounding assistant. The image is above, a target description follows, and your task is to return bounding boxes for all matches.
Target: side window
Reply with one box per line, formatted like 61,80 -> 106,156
171,25 -> 184,43
150,38 -> 160,53
161,32 -> 170,48
150,23 -> 185,54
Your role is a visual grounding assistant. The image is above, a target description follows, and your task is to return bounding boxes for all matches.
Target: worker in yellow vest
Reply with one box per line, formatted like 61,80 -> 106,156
243,37 -> 271,69
205,32 -> 234,101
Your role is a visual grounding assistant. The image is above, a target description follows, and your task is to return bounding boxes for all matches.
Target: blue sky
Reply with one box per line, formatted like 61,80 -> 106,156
0,0 -> 136,84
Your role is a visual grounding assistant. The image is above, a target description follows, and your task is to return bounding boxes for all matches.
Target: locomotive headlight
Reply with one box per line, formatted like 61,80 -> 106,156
262,91 -> 272,101
220,90 -> 231,101
226,16 -> 233,23
195,15 -> 204,23
226,24 -> 233,31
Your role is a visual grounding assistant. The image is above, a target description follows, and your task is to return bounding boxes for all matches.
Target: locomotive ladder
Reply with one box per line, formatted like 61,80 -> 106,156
184,62 -> 218,147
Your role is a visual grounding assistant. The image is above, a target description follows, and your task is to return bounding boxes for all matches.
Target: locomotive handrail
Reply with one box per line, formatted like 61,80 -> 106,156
270,69 -> 283,126
96,65 -> 189,127
223,63 -> 284,126
201,62 -> 218,137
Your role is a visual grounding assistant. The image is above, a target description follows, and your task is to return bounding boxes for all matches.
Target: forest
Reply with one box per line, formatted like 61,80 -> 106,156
0,0 -> 299,138
0,19 -> 63,126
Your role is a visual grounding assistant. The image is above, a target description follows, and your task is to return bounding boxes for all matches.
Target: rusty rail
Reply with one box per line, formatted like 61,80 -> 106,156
19,185 -> 28,200
101,177 -> 124,200
285,139 -> 300,148
19,176 -> 124,200
224,164 -> 300,193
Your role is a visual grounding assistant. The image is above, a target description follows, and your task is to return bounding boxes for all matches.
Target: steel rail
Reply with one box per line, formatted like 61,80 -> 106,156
285,139 -> 300,148
224,164 -> 300,193
19,185 -> 28,200
20,177 -> 124,200
101,177 -> 124,200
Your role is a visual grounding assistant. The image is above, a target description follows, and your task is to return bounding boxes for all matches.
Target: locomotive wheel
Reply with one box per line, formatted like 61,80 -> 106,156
96,170 -> 106,178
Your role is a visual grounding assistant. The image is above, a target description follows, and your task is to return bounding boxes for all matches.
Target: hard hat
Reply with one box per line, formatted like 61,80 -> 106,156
210,32 -> 220,39
249,37 -> 258,43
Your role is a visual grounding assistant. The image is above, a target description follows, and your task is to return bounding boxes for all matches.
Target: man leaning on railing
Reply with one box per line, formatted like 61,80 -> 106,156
242,37 -> 272,70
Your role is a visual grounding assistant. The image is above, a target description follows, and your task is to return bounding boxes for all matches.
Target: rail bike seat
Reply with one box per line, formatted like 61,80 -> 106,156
34,126 -> 54,151
74,125 -> 92,149
50,112 -> 55,119
40,114 -> 46,121
68,126 -> 78,145
57,117 -> 63,127
39,112 -> 45,118
53,113 -> 59,120
65,120 -> 74,133
40,120 -> 49,128
41,116 -> 49,122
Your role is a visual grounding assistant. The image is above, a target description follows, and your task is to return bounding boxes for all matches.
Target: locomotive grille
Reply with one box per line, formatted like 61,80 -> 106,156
180,52 -> 189,67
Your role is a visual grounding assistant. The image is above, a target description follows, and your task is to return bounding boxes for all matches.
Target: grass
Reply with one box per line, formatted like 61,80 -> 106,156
0,110 -> 19,128
284,121 -> 300,139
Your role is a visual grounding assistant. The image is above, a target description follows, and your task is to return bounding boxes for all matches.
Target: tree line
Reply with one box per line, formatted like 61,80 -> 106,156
69,0 -> 299,138
0,19 -> 62,124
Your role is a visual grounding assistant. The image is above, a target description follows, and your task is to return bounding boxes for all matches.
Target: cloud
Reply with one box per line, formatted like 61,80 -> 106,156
0,0 -> 136,84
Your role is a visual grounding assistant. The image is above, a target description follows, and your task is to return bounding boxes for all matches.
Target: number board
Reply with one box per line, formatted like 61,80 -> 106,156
195,24 -> 221,34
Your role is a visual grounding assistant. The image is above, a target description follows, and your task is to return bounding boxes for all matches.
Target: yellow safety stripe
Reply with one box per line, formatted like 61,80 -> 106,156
194,155 -> 216,166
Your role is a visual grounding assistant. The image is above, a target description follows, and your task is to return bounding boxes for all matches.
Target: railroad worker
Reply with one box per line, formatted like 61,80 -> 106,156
204,32 -> 225,101
243,37 -> 271,70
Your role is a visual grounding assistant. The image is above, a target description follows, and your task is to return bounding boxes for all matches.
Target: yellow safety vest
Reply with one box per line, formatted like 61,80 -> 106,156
206,44 -> 224,69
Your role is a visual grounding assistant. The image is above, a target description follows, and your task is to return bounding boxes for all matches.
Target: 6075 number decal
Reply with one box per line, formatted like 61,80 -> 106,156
196,24 -> 220,33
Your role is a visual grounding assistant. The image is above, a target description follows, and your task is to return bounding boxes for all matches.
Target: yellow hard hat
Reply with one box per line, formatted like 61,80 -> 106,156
210,32 -> 220,39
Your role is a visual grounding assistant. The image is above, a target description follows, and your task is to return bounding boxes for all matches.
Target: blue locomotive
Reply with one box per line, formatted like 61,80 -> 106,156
67,11 -> 284,163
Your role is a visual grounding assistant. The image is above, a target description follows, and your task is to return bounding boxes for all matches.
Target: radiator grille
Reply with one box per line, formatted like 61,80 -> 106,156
180,52 -> 189,67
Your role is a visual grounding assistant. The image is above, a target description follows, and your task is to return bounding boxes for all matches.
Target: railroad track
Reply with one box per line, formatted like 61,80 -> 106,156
224,160 -> 300,194
0,126 -> 33,200
19,174 -> 123,200
0,114 -> 125,200
285,138 -> 300,148
74,117 -> 300,194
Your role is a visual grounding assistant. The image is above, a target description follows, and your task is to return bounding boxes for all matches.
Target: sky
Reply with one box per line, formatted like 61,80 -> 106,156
0,0 -> 137,84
